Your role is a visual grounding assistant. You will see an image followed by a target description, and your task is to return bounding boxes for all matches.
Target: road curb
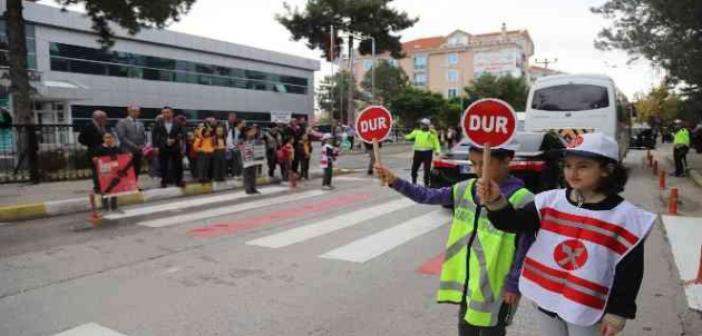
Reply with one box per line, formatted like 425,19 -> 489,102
0,169 -> 354,222
663,155 -> 702,188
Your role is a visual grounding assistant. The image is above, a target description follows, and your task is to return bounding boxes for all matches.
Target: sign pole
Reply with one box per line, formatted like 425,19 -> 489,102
481,143 -> 491,204
372,138 -> 383,185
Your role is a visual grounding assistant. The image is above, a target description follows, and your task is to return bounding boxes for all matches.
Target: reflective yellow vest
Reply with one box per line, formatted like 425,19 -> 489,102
674,128 -> 690,146
437,179 -> 533,327
405,129 -> 441,153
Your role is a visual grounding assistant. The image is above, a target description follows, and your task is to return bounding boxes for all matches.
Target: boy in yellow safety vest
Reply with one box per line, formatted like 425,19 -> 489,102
375,140 -> 535,336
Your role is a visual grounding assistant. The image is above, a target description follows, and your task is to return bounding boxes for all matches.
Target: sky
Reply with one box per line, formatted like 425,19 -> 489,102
39,0 -> 663,98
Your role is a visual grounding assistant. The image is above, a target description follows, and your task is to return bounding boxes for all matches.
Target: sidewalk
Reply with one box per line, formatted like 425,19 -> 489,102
0,167 -> 355,222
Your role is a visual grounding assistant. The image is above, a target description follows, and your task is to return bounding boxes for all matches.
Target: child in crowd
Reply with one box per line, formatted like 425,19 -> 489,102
241,126 -> 262,194
278,138 -> 294,182
478,133 -> 656,336
93,132 -> 123,211
212,124 -> 228,182
320,133 -> 336,190
194,124 -> 215,183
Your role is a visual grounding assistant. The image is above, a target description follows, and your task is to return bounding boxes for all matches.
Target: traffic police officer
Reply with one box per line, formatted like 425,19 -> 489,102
405,118 -> 441,185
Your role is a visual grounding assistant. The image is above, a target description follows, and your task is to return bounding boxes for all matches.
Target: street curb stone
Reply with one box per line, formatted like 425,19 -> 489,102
0,169 -> 354,222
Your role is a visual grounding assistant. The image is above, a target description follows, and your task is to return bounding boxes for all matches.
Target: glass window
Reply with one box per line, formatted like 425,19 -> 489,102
448,88 -> 458,98
363,60 -> 373,71
48,42 -> 309,94
413,54 -> 427,70
531,84 -> 610,111
448,53 -> 458,65
414,73 -> 427,86
447,70 -> 459,82
387,59 -> 399,67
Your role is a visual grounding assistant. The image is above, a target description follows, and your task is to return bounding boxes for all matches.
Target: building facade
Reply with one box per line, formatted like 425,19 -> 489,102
0,1 -> 319,128
349,24 -> 534,99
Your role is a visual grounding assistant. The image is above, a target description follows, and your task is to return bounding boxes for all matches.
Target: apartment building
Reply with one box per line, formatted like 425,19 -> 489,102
349,24 -> 534,99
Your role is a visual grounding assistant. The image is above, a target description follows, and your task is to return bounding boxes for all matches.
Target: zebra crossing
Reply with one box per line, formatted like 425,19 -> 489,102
125,179 -> 450,265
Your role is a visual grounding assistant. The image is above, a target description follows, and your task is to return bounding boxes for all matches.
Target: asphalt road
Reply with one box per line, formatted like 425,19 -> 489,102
0,147 -> 700,336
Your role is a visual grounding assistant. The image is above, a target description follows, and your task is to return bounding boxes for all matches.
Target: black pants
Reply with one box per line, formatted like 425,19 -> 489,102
322,164 -> 333,186
266,149 -> 277,177
159,149 -> 183,186
213,149 -> 227,181
243,166 -> 258,193
674,146 -> 689,176
131,151 -> 143,181
229,149 -> 242,177
411,150 -> 433,185
458,302 -> 510,336
292,153 -> 301,174
301,157 -> 310,179
197,152 -> 212,183
88,150 -> 100,192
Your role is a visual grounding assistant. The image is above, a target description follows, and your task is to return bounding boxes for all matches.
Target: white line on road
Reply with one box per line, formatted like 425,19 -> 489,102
336,176 -> 373,181
319,209 -> 450,263
53,323 -> 128,336
246,198 -> 415,248
137,189 -> 326,228
103,186 -> 287,220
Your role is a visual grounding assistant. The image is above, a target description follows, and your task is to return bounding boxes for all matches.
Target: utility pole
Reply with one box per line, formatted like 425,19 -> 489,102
534,57 -> 558,69
329,25 -> 335,122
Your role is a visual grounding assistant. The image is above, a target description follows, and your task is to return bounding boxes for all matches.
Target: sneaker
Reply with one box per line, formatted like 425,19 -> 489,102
322,185 -> 332,190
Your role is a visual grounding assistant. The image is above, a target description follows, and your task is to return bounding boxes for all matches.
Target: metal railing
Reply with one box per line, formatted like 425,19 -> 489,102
0,124 -> 92,183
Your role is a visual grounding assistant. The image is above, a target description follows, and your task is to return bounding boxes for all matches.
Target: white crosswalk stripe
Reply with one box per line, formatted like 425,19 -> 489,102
319,209 -> 451,263
53,323 -> 128,336
246,198 -> 415,248
103,186 -> 288,220
136,189 -> 325,228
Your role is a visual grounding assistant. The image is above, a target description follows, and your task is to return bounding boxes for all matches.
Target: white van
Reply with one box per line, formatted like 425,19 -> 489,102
525,74 -> 631,160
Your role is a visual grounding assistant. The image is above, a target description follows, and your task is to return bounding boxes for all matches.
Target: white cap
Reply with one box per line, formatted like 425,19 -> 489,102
321,133 -> 333,140
469,137 -> 520,153
674,119 -> 683,124
420,118 -> 431,126
564,133 -> 619,162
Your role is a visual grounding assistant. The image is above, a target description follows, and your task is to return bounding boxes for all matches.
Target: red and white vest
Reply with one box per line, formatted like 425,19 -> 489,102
519,189 -> 656,326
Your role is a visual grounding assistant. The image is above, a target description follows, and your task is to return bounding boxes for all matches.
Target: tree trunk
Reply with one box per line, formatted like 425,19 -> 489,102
6,0 -> 39,183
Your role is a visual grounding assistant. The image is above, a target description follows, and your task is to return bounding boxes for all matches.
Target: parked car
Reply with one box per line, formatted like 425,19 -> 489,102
629,126 -> 656,149
430,131 -> 565,194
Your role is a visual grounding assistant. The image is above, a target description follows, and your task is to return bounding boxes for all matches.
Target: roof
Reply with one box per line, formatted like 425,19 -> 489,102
401,36 -> 445,53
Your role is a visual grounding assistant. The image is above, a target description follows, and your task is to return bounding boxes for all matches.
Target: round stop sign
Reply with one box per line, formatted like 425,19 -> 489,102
461,98 -> 517,148
355,105 -> 393,143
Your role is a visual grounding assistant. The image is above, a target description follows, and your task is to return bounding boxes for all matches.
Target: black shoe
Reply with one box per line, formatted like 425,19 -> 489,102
367,170 -> 373,175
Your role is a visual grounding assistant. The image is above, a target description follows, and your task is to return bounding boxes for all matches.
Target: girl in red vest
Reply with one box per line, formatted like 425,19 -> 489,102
477,133 -> 655,336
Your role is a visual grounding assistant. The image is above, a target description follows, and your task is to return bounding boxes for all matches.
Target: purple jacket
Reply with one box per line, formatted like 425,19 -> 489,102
391,177 -> 534,294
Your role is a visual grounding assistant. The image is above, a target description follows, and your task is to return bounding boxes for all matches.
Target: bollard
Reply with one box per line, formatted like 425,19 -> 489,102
653,160 -> 658,175
659,170 -> 666,190
647,152 -> 653,167
668,187 -> 679,215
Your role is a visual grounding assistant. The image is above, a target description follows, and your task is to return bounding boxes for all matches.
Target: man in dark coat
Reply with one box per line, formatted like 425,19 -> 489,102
152,106 -> 185,187
78,110 -> 107,192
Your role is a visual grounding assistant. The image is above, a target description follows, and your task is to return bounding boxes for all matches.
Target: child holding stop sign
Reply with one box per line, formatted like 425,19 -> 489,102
477,133 -> 655,336
375,138 -> 535,336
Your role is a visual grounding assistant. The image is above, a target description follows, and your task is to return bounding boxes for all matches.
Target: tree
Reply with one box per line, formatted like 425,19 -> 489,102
277,0 -> 418,124
388,87 -> 447,128
276,0 -> 417,60
633,84 -> 682,123
464,73 -> 529,110
317,71 -> 358,123
360,59 -> 408,104
5,0 -> 195,182
592,0 -> 702,97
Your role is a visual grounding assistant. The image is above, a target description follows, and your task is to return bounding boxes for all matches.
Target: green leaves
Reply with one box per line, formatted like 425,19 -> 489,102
276,0 -> 417,60
360,59 -> 408,104
464,73 -> 529,111
592,0 -> 702,97
54,0 -> 196,48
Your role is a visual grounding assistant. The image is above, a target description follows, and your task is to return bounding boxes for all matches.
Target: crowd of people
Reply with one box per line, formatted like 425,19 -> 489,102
79,105 -> 333,196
